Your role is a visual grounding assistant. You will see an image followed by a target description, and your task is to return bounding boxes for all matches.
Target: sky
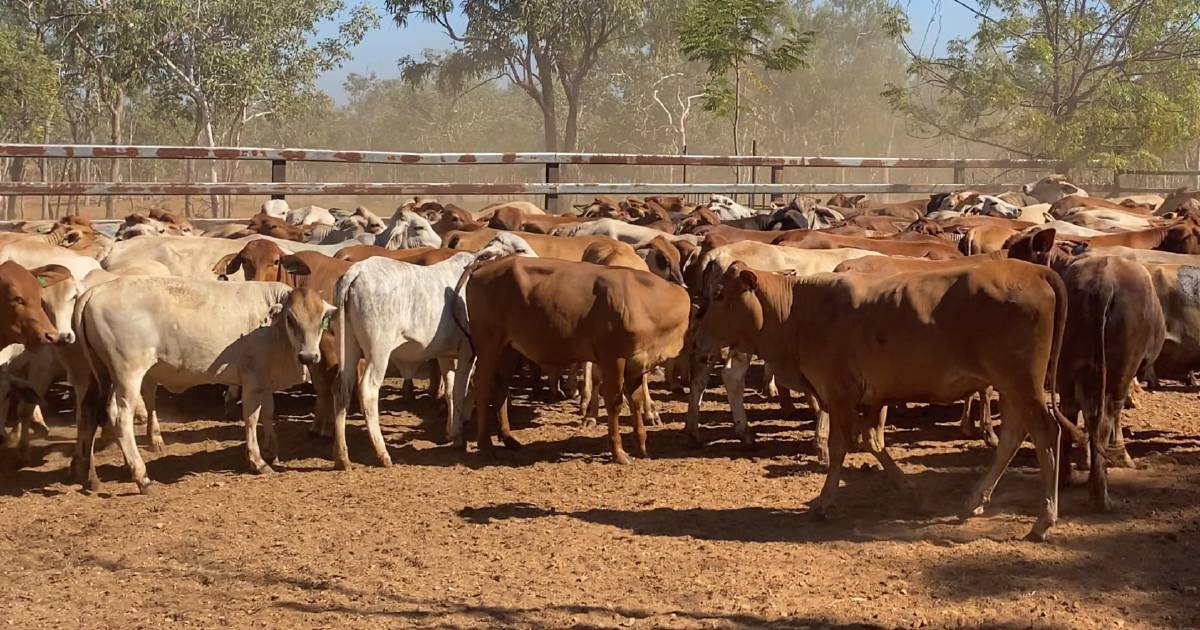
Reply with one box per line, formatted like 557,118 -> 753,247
314,0 -> 976,103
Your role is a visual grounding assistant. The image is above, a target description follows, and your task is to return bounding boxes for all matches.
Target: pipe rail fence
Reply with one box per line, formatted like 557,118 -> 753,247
2,143 -> 1198,221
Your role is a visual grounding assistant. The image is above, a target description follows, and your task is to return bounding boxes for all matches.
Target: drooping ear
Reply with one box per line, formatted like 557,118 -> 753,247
29,264 -> 72,289
280,254 -> 312,276
32,222 -> 54,234
850,195 -> 867,204
212,253 -> 241,276
735,265 -> 759,291
1031,228 -> 1057,255
61,229 -> 82,246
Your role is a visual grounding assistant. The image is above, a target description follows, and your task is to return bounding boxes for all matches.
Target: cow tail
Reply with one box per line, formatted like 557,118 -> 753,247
451,261 -> 478,357
333,266 -> 360,409
1093,284 -> 1117,465
1046,269 -> 1085,443
72,287 -> 112,433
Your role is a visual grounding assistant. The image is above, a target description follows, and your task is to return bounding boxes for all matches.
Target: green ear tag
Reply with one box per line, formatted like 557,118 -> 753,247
36,276 -> 47,288
285,263 -> 300,274
321,315 -> 331,331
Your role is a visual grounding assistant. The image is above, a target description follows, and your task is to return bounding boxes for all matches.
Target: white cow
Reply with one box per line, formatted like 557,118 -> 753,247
685,243 -> 883,448
552,218 -> 698,246
71,278 -> 334,492
379,209 -> 443,249
330,233 -> 536,469
261,199 -> 290,219
101,235 -> 360,279
286,205 -> 336,227
0,240 -> 102,281
706,194 -> 758,221
1022,174 -> 1089,203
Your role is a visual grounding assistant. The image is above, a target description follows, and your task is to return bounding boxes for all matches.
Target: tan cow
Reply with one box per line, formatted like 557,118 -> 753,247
455,257 -> 690,464
691,259 -> 1081,540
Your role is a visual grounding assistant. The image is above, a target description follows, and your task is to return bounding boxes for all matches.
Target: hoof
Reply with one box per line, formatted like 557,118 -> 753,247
148,439 -> 166,454
137,480 -> 157,495
376,456 -> 393,468
580,417 -> 598,429
809,503 -> 831,521
959,503 -> 986,520
983,432 -> 1000,448
500,435 -> 523,450
737,434 -> 757,449
30,424 -> 50,440
85,477 -> 102,493
685,431 -> 704,449
254,463 -> 275,475
1022,528 -> 1050,543
613,451 -> 634,465
333,458 -> 352,472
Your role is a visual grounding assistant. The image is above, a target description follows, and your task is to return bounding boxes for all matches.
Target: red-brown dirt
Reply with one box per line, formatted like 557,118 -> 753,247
2,375 -> 1198,629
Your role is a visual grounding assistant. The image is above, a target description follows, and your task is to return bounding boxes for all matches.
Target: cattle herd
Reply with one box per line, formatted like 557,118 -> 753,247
2,174 -> 1200,543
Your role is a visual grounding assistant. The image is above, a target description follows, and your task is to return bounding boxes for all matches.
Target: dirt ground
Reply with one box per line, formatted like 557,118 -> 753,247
2,374 -> 1199,630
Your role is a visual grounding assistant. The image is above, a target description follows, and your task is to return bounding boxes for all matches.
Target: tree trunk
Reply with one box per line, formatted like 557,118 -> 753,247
563,86 -> 581,153
533,45 -> 560,151
106,86 -> 125,219
732,65 -> 742,183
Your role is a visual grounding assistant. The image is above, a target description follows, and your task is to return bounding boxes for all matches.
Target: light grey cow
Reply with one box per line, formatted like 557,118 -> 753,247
330,233 -> 536,470
71,277 -> 335,492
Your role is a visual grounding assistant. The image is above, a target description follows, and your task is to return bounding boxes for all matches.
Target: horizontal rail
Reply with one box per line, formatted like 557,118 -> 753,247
0,181 -> 1036,196
0,144 -> 1068,169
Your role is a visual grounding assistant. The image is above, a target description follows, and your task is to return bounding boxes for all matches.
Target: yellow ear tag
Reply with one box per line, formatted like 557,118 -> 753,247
36,277 -> 47,288
321,315 -> 331,331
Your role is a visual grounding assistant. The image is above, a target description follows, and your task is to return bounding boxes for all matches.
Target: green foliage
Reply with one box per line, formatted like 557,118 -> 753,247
677,0 -> 813,116
0,23 -> 60,141
887,0 -> 1200,167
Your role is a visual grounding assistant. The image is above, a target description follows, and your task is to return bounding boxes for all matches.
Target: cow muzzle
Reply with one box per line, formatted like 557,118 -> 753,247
57,331 -> 75,345
298,351 -> 320,366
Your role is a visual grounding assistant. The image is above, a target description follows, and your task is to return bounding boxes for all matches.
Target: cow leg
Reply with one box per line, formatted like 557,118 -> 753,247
400,377 -> 415,401
331,327 -> 364,471
720,352 -> 755,446
624,371 -> 650,459
639,379 -> 660,426
762,362 -> 779,399
14,401 -> 35,465
71,386 -> 103,492
811,395 -> 830,466
358,357 -> 392,468
448,342 -> 474,447
684,358 -> 713,447
961,409 -> 1025,521
1057,397 -> 1081,489
811,407 -> 852,518
580,362 -> 599,427
493,351 -> 521,449
140,381 -> 164,453
1089,394 -> 1124,513
222,385 -> 241,420
429,360 -> 444,401
437,357 -> 456,443
979,388 -> 998,448
958,393 -> 978,438
472,351 -> 501,457
241,387 -> 275,474
109,377 -> 153,493
600,359 -> 631,464
1024,406 -> 1062,542
861,405 -> 921,508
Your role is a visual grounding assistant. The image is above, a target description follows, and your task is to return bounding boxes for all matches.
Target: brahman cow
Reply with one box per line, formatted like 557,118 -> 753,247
71,277 -> 335,492
1008,229 -> 1166,511
1023,174 -> 1088,203
452,256 -> 690,464
691,258 -> 1081,541
329,234 -> 537,470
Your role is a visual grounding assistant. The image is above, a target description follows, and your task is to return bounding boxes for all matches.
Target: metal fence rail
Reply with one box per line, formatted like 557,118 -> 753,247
0,143 -> 1189,215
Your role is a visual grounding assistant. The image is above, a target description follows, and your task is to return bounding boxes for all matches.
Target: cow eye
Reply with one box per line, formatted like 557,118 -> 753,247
11,297 -> 24,306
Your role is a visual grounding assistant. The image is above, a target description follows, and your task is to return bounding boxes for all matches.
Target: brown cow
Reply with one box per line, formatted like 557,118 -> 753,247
1049,195 -> 1154,217
457,257 -> 690,463
691,258 -> 1081,540
772,231 -> 963,259
431,206 -> 478,236
1007,229 -> 1166,512
826,193 -> 868,208
335,245 -> 459,265
1064,216 -> 1200,254
0,261 -> 74,349
247,212 -> 308,242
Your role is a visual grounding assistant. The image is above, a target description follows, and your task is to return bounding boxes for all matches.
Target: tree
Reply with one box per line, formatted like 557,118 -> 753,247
136,0 -> 377,215
0,22 -> 60,219
388,0 -> 643,152
677,0 -> 813,158
885,0 -> 1200,167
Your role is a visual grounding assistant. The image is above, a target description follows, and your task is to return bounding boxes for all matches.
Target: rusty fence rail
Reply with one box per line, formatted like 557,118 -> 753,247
0,143 -> 1186,214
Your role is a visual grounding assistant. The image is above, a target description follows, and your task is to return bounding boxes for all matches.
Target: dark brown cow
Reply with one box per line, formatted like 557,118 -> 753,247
1007,228 -> 1166,512
645,196 -> 685,215
772,231 -> 963,259
691,258 -> 1081,540
0,261 -> 73,349
458,257 -> 690,463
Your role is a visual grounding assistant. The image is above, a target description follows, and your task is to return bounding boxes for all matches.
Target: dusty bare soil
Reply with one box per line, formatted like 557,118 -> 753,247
2,375 -> 1199,629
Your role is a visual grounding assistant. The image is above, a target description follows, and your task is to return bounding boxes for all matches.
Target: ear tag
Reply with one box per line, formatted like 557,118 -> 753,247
36,276 -> 47,288
321,315 -> 332,331
285,263 -> 300,274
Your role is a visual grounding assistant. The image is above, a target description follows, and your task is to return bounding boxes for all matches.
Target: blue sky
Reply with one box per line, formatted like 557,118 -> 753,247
315,0 -> 975,102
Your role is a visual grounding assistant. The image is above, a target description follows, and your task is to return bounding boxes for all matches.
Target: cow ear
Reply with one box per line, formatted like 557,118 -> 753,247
851,195 -> 867,204
29,264 -> 72,289
212,253 -> 240,277
262,303 -> 284,327
1031,228 -> 1057,254
737,268 -> 759,291
62,229 -> 82,246
281,255 -> 312,276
